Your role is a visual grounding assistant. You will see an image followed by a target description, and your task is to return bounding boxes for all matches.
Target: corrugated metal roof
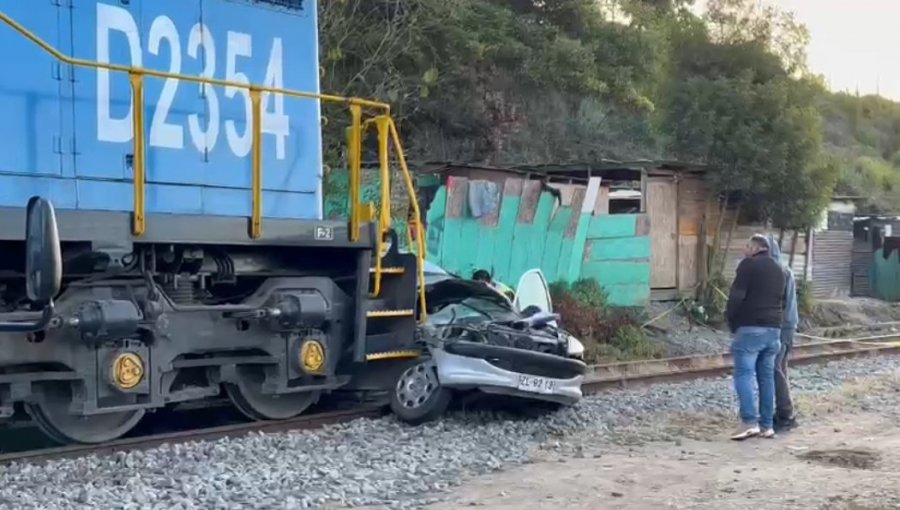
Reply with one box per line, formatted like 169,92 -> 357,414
415,160 -> 708,180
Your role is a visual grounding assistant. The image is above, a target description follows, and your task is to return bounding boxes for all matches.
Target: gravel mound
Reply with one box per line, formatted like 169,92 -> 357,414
1,356 -> 898,510
643,302 -> 732,357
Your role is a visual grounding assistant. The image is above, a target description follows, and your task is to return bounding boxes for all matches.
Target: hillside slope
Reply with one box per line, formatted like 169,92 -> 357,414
819,92 -> 900,212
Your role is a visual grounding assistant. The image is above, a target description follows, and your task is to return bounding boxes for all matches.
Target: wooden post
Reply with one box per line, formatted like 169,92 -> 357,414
718,200 -> 742,277
803,228 -> 812,281
698,201 -> 710,296
789,230 -> 799,269
710,195 -> 728,277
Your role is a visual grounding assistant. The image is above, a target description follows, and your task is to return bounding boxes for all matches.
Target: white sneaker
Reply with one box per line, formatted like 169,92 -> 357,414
730,424 -> 760,441
760,428 -> 776,439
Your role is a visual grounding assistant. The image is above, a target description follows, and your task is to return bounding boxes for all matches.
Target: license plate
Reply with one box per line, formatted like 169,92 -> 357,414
516,374 -> 557,394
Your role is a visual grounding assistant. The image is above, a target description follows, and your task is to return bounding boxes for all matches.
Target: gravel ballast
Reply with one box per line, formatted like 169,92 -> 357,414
1,356 -> 898,510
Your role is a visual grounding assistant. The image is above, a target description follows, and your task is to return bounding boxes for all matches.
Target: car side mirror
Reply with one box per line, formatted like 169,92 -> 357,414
25,196 -> 62,304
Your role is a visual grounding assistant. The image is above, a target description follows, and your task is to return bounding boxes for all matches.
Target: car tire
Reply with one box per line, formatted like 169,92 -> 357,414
390,359 -> 452,425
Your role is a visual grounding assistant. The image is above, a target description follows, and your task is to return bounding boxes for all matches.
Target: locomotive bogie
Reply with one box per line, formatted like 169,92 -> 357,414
0,226 -> 372,443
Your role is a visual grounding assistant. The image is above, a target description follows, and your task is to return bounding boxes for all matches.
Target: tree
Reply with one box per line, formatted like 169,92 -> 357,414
319,0 -> 836,229
704,0 -> 810,75
657,1 -> 831,230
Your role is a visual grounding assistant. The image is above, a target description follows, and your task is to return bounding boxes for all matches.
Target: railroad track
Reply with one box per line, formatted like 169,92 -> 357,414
3,336 -> 899,466
0,406 -> 387,465
582,337 -> 900,393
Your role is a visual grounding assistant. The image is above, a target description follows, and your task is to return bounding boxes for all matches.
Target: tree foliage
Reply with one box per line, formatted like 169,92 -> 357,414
819,92 -> 900,213
318,0 -> 853,228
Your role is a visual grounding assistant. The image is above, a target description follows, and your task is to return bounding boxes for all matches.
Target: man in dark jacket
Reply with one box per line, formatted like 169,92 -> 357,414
726,234 -> 785,440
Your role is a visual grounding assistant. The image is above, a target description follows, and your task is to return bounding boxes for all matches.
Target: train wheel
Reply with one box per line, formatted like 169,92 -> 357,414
26,383 -> 145,444
224,366 -> 320,421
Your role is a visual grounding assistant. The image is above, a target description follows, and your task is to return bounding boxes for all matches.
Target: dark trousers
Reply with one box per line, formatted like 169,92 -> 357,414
774,327 -> 795,420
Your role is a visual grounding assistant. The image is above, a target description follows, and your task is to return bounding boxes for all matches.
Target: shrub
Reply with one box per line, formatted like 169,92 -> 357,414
551,279 -> 661,362
594,323 -> 664,361
700,271 -> 730,326
795,278 -> 814,316
550,280 -> 605,342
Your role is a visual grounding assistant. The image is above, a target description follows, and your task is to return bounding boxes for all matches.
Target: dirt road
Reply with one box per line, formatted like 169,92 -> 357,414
427,375 -> 900,510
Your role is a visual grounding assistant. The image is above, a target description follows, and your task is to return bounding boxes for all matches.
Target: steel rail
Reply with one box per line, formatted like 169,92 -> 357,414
582,338 -> 900,392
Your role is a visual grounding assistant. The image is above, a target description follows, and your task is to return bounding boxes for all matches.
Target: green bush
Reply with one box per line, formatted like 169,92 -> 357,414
699,271 -> 730,327
550,280 -> 605,344
551,279 -> 662,363
568,279 -> 608,310
795,278 -> 814,316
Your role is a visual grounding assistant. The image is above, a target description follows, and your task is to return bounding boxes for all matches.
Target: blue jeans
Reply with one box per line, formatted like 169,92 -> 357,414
731,326 -> 781,429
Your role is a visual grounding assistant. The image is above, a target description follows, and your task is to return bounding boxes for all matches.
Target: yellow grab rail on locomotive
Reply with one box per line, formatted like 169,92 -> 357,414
0,10 -> 427,323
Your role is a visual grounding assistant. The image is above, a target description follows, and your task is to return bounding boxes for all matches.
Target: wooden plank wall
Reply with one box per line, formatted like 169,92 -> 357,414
581,214 -> 652,306
646,177 -> 678,288
421,176 -> 651,306
326,168 -> 714,303
676,175 -> 706,291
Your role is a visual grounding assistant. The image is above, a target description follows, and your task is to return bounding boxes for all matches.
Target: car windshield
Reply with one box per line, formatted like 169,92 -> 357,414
428,296 -> 519,326
422,259 -> 448,275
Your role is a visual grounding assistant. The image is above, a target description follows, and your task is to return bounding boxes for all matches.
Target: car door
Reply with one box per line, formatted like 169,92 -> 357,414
513,269 -> 585,360
514,269 -> 553,315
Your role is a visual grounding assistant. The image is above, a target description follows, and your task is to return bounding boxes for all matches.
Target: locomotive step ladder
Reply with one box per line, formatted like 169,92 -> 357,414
345,110 -> 426,363
362,228 -> 420,361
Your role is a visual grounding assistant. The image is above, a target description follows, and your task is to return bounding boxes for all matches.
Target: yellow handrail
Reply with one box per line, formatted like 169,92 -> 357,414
249,88 -> 263,239
388,118 -> 427,323
347,105 -> 363,242
127,71 -> 146,236
0,10 -> 388,238
0,13 -> 389,109
375,117 -> 392,234
369,115 -> 393,298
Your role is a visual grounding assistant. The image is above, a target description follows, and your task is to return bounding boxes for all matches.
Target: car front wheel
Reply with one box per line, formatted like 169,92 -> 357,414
390,358 -> 452,425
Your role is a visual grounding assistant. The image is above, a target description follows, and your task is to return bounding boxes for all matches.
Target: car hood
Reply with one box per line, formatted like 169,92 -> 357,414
423,275 -> 585,359
425,278 -> 511,308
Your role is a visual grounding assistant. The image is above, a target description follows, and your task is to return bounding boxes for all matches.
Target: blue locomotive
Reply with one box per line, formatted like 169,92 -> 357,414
0,0 -> 424,443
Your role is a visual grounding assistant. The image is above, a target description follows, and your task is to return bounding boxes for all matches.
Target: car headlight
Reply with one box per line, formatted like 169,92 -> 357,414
565,333 -> 585,359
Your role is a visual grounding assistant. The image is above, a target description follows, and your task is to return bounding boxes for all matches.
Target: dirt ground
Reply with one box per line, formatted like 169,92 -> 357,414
426,375 -> 900,510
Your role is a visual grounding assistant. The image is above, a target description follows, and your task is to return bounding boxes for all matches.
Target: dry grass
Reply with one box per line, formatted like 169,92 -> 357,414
794,373 -> 900,419
609,373 -> 900,445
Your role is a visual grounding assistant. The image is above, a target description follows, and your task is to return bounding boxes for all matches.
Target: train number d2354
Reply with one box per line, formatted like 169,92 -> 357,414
96,3 -> 291,160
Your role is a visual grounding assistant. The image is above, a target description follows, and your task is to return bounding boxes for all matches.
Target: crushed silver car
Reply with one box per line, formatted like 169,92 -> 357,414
390,264 -> 587,424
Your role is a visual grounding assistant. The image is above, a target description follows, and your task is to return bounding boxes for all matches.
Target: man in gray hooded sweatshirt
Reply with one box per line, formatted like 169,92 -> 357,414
767,235 -> 799,431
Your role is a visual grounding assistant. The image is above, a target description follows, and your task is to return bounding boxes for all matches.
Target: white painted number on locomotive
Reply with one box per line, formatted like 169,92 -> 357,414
96,3 -> 290,159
